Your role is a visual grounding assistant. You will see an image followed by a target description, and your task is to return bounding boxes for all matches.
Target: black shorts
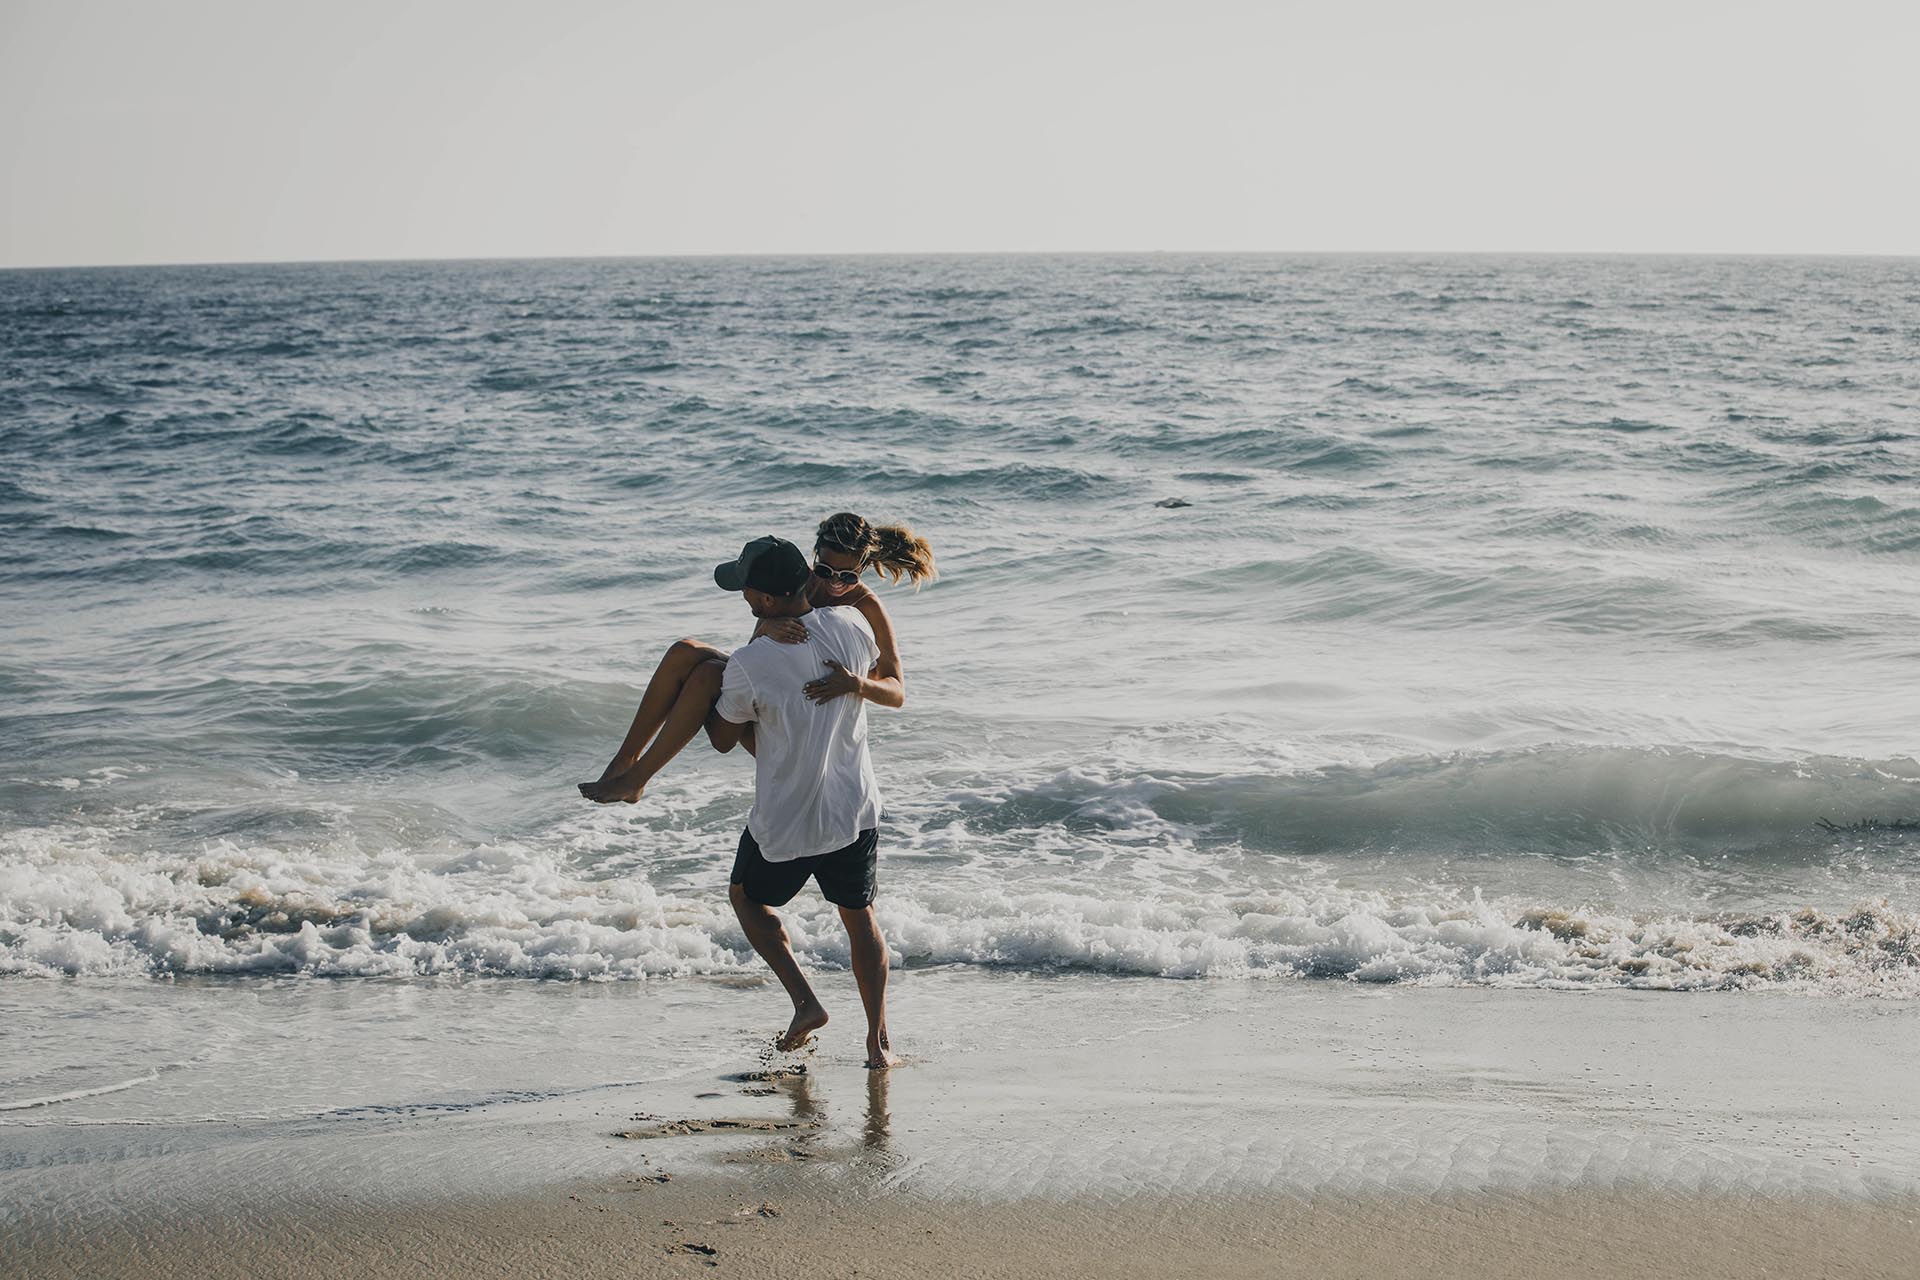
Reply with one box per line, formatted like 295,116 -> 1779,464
730,827 -> 878,909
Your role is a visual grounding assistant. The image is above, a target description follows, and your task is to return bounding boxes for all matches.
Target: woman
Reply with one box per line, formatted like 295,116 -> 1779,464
577,513 -> 935,804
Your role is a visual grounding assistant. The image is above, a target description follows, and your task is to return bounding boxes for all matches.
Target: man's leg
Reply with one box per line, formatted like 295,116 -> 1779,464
838,903 -> 897,1069
730,883 -> 829,1051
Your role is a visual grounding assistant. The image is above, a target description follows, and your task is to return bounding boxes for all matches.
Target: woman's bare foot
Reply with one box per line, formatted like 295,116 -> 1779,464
865,1029 -> 899,1070
777,999 -> 829,1052
577,770 -> 644,803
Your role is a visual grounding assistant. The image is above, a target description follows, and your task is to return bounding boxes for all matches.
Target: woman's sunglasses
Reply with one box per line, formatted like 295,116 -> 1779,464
813,561 -> 861,586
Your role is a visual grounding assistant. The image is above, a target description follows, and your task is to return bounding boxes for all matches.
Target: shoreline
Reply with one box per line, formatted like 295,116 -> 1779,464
6,972 -> 1919,1275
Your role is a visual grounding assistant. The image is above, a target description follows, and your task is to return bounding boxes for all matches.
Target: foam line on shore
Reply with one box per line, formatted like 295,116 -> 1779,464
5,817 -> 1917,992
0,1072 -> 161,1112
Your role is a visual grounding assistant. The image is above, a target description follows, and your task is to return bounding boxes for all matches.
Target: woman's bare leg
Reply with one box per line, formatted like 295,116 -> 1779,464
580,639 -> 725,789
580,658 -> 728,803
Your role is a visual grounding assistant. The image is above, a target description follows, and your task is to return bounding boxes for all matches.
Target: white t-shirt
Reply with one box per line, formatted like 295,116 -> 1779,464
715,606 -> 882,861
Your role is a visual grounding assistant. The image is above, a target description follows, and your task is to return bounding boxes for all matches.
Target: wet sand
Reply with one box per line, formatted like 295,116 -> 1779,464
5,971 -> 1919,1277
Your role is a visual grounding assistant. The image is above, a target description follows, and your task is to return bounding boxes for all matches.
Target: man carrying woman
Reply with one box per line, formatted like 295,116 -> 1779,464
579,516 -> 935,1068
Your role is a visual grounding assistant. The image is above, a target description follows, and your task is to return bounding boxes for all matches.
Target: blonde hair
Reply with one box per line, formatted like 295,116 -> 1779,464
816,512 -> 938,587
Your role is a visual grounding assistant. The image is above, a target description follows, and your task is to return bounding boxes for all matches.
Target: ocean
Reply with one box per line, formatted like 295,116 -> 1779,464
3,252 -> 1918,1002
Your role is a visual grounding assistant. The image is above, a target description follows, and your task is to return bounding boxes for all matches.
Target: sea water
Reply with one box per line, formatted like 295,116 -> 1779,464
3,254 -> 1918,998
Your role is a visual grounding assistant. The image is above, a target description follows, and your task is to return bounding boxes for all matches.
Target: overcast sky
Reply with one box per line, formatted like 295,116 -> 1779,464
3,0 -> 1916,267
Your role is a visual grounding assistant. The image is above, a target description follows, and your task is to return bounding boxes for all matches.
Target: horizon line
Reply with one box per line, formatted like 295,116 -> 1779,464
6,246 -> 1920,273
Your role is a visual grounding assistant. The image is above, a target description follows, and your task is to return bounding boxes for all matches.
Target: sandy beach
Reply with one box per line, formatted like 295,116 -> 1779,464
6,970 -> 1918,1277
20,1177 -> 1920,1280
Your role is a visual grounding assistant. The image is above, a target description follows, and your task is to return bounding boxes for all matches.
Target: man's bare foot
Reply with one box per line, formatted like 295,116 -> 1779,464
776,1000 -> 828,1052
865,1031 -> 899,1070
577,771 -> 644,803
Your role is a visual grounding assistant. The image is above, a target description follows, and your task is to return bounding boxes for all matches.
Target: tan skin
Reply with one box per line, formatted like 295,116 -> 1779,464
704,578 -> 897,1068
573,542 -> 907,1068
771,543 -> 906,709
576,542 -> 905,805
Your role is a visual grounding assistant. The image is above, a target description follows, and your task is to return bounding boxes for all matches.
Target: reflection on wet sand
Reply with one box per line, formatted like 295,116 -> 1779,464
863,1068 -> 890,1153
774,1066 -> 897,1171
619,1059 -> 902,1179
777,1070 -> 821,1130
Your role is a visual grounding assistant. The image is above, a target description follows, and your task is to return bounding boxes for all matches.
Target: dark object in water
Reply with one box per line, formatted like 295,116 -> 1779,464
1155,497 -> 1192,509
1816,816 -> 1920,835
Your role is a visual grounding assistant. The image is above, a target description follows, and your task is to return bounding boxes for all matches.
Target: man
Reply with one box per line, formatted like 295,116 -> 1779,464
704,534 -> 899,1070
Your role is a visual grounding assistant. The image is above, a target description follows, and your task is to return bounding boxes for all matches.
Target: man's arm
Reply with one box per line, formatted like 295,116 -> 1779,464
705,707 -> 750,753
708,654 -> 757,754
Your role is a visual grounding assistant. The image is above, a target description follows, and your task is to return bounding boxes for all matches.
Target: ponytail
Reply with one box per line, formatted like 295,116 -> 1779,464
814,512 -> 938,588
869,523 -> 937,587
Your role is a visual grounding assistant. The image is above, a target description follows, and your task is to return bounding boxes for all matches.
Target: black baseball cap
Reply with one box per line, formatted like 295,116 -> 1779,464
714,535 -> 810,595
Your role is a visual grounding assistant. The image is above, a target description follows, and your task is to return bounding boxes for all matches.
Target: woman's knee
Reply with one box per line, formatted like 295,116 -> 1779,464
671,636 -> 730,662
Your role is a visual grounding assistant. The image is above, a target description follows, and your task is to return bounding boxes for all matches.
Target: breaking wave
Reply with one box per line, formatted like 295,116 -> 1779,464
5,744 -> 1918,993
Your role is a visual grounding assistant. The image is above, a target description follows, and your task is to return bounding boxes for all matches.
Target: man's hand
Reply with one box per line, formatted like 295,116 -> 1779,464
753,618 -> 810,645
803,658 -> 863,703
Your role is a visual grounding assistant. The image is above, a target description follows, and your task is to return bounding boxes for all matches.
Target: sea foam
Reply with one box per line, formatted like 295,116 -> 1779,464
5,813 -> 1916,994
5,254 -> 1919,998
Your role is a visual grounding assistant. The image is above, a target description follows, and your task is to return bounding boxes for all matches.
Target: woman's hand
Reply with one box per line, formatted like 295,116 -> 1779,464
803,659 -> 863,703
753,618 -> 810,645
